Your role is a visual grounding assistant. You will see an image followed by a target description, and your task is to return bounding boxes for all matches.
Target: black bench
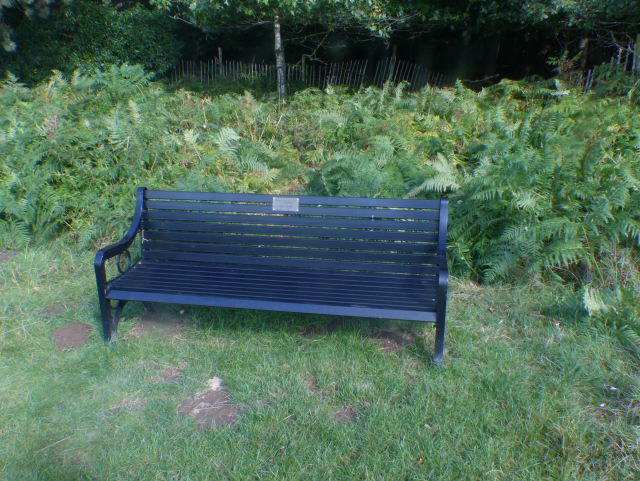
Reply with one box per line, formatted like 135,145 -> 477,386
95,188 -> 449,365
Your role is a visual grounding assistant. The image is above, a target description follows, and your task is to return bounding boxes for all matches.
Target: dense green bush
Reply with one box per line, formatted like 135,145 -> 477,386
0,1 -> 182,85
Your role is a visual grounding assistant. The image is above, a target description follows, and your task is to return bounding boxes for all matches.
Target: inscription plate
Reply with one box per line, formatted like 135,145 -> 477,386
272,197 -> 299,212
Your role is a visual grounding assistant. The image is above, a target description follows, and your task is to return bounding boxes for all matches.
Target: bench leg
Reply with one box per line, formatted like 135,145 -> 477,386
100,299 -> 127,343
109,301 -> 127,342
96,265 -> 117,343
433,269 -> 448,367
433,315 -> 445,367
98,291 -> 113,343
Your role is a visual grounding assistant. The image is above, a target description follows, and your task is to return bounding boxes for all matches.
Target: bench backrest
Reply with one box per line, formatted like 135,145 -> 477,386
139,189 -> 448,277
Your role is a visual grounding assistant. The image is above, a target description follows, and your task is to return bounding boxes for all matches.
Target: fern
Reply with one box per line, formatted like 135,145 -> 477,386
1,64 -> 638,320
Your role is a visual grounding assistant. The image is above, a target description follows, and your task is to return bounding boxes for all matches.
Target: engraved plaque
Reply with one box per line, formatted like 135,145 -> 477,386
272,197 -> 299,212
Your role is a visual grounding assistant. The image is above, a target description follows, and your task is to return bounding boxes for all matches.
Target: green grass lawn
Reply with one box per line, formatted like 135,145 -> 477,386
1,245 -> 639,480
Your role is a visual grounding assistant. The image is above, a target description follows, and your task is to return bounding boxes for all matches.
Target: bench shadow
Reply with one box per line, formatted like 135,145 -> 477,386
108,302 -> 440,365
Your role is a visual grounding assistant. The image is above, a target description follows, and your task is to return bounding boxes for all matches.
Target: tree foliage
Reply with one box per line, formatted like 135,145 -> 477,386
154,0 -> 414,37
0,1 -> 182,84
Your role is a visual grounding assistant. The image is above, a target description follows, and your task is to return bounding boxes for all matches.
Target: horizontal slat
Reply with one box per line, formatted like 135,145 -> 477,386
106,290 -> 437,322
142,221 -> 438,243
142,241 -> 436,264
118,268 -> 437,297
143,251 -> 440,275
118,272 -> 437,302
145,190 -> 441,210
113,267 -> 436,303
145,200 -> 439,221
143,231 -> 438,254
133,261 -> 438,288
143,211 -> 439,232
110,277 -> 432,310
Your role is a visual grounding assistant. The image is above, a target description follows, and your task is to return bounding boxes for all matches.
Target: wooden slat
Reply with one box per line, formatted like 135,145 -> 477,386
106,290 -> 438,322
144,190 -> 440,209
142,241 -> 436,264
109,285 -> 433,312
145,200 -> 440,221
142,211 -> 439,232
143,231 -> 438,254
124,265 -> 437,296
123,267 -> 437,301
142,220 -> 437,242
110,275 -> 431,309
143,251 -> 440,275
133,260 -> 438,287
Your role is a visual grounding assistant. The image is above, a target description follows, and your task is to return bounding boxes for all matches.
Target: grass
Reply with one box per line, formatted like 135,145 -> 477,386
1,244 -> 639,480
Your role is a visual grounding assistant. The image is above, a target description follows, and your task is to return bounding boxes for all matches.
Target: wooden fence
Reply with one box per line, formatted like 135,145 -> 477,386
567,41 -> 640,93
569,62 -> 639,94
372,57 -> 454,89
167,57 -> 454,90
167,60 -> 277,86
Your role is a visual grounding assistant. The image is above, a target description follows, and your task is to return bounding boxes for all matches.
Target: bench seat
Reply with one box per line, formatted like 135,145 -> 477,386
106,261 -> 439,322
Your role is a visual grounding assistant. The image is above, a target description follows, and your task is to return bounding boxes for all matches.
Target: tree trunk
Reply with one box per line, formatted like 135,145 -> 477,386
456,30 -> 471,80
635,34 -> 640,73
274,15 -> 286,96
484,36 -> 500,77
416,32 -> 436,72
579,38 -> 589,71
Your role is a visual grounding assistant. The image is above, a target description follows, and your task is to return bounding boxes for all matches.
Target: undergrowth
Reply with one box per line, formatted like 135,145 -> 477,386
1,64 -> 639,345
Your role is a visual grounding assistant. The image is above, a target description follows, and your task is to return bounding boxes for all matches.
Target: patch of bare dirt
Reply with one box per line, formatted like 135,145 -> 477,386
297,316 -> 344,339
68,452 -> 90,466
109,397 -> 145,411
370,328 -> 414,353
300,374 -> 337,398
124,311 -> 184,339
304,377 -> 320,395
0,251 -> 17,263
332,406 -> 358,423
50,322 -> 92,350
177,377 -> 237,429
149,366 -> 181,384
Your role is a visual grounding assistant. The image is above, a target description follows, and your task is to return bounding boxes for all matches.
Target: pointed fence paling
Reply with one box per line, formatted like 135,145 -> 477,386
167,57 -> 455,90
168,60 -> 278,86
372,57 -> 454,90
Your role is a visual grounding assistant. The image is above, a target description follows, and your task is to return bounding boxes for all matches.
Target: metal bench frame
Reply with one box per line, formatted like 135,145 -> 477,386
95,188 -> 449,365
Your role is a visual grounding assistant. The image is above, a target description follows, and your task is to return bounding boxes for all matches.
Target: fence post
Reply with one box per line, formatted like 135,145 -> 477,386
387,56 -> 396,84
360,59 -> 368,88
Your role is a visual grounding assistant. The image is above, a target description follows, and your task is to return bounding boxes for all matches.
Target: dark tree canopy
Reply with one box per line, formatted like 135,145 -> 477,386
0,1 -> 182,84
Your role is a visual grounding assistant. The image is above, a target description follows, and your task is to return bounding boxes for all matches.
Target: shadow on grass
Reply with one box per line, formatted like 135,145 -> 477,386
111,301 -> 441,365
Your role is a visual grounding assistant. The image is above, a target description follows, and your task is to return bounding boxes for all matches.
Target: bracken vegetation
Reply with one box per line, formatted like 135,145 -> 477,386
1,65 -> 640,345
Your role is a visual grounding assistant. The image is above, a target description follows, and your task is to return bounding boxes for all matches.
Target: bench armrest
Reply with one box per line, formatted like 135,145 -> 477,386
94,187 -> 146,274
